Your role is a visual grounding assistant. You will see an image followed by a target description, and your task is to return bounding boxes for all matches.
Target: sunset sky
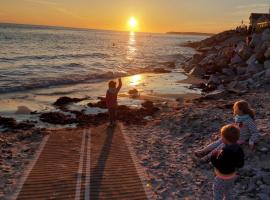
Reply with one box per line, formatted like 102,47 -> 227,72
0,0 -> 269,33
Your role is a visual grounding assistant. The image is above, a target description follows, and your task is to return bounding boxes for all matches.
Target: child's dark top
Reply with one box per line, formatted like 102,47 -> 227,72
211,144 -> 244,175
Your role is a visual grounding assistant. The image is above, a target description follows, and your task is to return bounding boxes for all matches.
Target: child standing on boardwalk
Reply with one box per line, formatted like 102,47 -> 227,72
195,100 -> 259,161
106,78 -> 122,127
211,124 -> 244,200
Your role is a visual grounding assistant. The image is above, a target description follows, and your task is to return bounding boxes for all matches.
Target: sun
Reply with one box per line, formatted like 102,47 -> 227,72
128,17 -> 137,31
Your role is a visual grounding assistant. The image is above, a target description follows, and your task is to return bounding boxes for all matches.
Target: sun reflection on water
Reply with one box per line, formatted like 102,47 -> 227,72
129,74 -> 142,86
127,32 -> 136,60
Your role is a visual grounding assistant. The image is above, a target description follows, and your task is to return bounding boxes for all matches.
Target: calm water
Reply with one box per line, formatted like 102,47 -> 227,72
0,23 -> 205,94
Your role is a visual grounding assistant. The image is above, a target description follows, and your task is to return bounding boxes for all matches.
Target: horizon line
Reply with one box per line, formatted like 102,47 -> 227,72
0,21 -> 217,35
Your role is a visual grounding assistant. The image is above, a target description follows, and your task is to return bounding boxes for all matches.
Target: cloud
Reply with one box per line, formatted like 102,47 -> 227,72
23,0 -> 57,6
54,7 -> 87,20
236,3 -> 269,10
233,3 -> 269,16
23,0 -> 87,20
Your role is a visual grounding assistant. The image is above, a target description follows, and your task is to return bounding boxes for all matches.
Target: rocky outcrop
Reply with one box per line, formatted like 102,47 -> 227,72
0,116 -> 35,130
183,28 -> 270,95
54,96 -> 87,107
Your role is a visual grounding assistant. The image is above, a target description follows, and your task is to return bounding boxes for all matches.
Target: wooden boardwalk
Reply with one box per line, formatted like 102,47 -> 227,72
13,124 -> 148,200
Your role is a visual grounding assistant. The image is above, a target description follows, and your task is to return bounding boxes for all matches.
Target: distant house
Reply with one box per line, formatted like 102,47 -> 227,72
250,13 -> 269,28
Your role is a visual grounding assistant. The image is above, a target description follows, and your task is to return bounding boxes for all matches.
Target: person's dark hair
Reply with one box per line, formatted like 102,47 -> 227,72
221,124 -> 240,144
108,81 -> 116,88
233,100 -> 255,119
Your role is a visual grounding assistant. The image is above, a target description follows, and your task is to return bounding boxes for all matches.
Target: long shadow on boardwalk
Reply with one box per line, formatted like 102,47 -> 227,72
90,126 -> 115,199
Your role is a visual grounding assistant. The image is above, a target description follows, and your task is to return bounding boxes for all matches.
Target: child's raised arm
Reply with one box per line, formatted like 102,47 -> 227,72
116,78 -> 122,92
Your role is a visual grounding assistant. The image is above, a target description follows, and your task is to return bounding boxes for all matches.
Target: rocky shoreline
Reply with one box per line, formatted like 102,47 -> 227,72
182,29 -> 270,96
126,89 -> 270,200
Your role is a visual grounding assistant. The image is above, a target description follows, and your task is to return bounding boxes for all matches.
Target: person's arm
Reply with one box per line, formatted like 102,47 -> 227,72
116,78 -> 122,93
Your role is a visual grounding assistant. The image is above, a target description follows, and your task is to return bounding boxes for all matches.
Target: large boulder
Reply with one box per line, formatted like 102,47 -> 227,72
189,66 -> 205,77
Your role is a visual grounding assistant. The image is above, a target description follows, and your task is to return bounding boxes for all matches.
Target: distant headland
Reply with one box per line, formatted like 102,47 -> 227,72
166,31 -> 214,36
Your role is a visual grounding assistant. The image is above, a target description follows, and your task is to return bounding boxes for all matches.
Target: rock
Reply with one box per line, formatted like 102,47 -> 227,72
0,116 -> 34,130
16,122 -> 35,130
265,69 -> 270,78
191,54 -> 204,64
15,106 -> 32,114
128,89 -> 140,98
255,51 -> 266,64
208,75 -> 221,85
40,112 -> 77,125
246,64 -> 264,74
257,192 -> 270,200
261,28 -> 270,42
250,33 -> 262,49
226,81 -> 247,94
246,54 -> 257,66
165,62 -> 176,69
199,54 -> 216,66
153,68 -> 171,73
88,98 -> 107,109
54,97 -> 87,107
222,68 -> 235,76
203,89 -> 227,99
264,60 -> 270,69
253,71 -> 266,80
0,116 -> 17,128
264,47 -> 270,59
236,66 -> 247,75
231,54 -> 243,64
262,175 -> 270,185
141,100 -> 154,109
238,45 -> 253,60
215,57 -> 229,68
189,66 -> 205,77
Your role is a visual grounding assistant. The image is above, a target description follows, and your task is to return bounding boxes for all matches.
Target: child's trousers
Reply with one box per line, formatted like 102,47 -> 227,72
213,176 -> 235,200
202,138 -> 224,153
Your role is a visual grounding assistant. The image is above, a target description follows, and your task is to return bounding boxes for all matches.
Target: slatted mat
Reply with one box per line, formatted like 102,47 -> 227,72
90,124 -> 148,200
14,124 -> 148,200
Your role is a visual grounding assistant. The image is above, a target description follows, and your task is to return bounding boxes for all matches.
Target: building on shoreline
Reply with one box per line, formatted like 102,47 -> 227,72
250,13 -> 270,30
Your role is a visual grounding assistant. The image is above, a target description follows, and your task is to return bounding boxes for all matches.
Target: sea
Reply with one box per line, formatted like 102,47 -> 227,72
0,23 -> 206,125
